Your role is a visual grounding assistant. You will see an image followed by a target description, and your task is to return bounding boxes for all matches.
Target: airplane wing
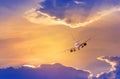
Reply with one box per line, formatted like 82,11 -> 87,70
78,37 -> 94,48
79,35 -> 95,43
84,38 -> 92,42
80,36 -> 94,43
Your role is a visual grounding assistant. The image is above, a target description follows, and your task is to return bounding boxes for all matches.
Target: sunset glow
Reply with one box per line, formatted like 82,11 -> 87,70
1,0 -> 120,78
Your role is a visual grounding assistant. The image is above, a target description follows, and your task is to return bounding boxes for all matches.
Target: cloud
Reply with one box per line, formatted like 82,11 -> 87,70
1,56 -> 120,79
38,0 -> 120,19
0,63 -> 91,79
93,56 -> 120,79
25,0 -> 120,28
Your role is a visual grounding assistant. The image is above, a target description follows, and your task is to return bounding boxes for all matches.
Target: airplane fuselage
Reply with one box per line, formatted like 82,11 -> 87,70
74,41 -> 80,48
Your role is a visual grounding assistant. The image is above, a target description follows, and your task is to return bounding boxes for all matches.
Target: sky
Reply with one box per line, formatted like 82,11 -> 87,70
0,0 -> 120,78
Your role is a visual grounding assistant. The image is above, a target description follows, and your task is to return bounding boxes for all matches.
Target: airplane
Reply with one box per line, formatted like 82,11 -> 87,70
66,37 -> 92,53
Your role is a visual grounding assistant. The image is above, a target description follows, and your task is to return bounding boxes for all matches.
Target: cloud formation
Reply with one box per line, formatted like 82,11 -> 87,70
38,0 -> 120,19
25,0 -> 120,28
1,56 -> 120,79
0,63 -> 91,79
93,56 -> 120,79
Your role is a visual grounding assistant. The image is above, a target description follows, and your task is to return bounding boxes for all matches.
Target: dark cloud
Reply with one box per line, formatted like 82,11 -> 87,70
38,0 -> 92,19
1,56 -> 120,79
37,0 -> 120,22
93,56 -> 120,79
0,63 -> 91,79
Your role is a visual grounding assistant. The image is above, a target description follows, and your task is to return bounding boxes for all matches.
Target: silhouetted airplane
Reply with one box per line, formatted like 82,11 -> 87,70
66,37 -> 92,53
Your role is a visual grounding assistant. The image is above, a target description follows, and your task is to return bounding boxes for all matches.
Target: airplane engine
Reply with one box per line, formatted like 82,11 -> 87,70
81,43 -> 87,48
81,46 -> 84,48
84,43 -> 87,46
70,49 -> 73,52
70,48 -> 76,52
